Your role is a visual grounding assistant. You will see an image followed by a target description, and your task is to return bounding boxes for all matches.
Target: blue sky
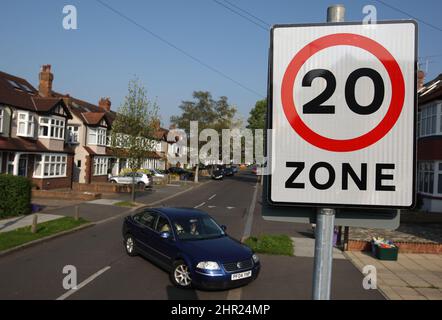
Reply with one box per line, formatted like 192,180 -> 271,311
1,0 -> 441,126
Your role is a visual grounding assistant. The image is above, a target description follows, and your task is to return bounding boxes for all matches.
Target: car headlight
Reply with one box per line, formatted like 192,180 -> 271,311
252,254 -> 259,263
196,261 -> 220,270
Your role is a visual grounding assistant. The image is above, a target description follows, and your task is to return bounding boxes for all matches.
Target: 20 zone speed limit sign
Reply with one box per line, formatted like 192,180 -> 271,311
268,21 -> 417,209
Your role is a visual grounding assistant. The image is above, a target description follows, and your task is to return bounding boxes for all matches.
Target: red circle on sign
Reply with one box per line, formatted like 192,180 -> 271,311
281,33 -> 405,152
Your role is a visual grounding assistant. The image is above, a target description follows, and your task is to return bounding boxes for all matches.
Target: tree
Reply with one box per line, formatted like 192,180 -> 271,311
110,78 -> 159,202
170,91 -> 237,182
247,99 -> 267,130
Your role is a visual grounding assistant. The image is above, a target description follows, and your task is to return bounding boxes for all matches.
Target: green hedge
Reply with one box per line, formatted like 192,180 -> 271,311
0,174 -> 32,218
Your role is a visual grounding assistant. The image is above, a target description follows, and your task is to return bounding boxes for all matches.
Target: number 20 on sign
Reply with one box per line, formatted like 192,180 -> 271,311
268,21 -> 417,209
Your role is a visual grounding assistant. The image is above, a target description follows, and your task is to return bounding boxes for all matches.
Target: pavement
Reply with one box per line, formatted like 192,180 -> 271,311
0,213 -> 63,233
0,171 -> 386,300
346,251 -> 442,300
292,237 -> 346,259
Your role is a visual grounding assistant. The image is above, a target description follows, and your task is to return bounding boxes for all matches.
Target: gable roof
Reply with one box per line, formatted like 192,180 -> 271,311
53,92 -> 116,127
0,71 -> 72,118
418,74 -> 442,105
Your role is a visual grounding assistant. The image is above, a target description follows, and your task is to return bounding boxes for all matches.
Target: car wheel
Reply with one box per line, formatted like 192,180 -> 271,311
110,180 -> 117,184
124,235 -> 137,257
171,260 -> 192,289
137,182 -> 145,188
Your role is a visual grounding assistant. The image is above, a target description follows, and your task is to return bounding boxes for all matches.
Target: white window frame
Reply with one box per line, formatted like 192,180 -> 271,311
418,102 -> 442,138
38,116 -> 65,140
0,107 -> 4,133
17,111 -> 35,137
88,127 -> 107,146
93,156 -> 109,176
67,125 -> 80,144
33,154 -> 67,178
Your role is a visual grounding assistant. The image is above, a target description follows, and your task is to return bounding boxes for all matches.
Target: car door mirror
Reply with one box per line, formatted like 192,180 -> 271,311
160,231 -> 171,239
221,225 -> 227,232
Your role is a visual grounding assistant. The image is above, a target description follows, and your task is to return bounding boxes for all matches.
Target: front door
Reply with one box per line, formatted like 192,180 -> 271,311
18,156 -> 28,177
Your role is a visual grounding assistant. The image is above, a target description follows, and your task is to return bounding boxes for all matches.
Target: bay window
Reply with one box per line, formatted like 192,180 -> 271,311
33,154 -> 67,178
17,111 -> 35,137
93,157 -> 109,176
418,102 -> 442,137
39,117 -> 65,139
0,107 -> 4,133
88,127 -> 107,146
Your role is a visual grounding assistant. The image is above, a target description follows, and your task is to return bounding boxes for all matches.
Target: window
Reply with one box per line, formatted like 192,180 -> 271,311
93,157 -> 109,176
33,154 -> 67,178
39,117 -> 65,139
17,112 -> 35,137
67,125 -> 79,143
418,102 -> 442,137
88,127 -> 107,146
0,107 -> 3,133
133,211 -> 158,229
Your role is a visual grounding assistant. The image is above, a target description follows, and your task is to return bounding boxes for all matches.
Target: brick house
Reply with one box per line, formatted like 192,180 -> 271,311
417,73 -> 442,212
0,67 -> 74,190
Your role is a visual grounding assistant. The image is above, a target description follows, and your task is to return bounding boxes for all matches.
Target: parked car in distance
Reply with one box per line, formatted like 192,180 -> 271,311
122,207 -> 260,289
149,168 -> 165,179
224,166 -> 234,177
231,166 -> 238,174
167,167 -> 194,179
109,172 -> 153,188
211,165 -> 224,180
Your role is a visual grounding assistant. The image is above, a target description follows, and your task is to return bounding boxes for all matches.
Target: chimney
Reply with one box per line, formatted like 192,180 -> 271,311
99,97 -> 111,112
418,70 -> 425,90
39,64 -> 53,97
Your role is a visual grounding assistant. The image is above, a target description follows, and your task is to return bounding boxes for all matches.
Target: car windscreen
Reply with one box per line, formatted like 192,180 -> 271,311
173,216 -> 225,241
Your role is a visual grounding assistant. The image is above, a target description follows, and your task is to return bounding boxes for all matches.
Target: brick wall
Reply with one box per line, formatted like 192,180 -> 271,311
418,137 -> 442,161
348,240 -> 442,254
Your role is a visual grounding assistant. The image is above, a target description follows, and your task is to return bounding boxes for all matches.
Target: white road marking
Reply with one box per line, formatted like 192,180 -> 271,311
227,181 -> 259,301
227,207 -> 235,210
208,206 -> 216,209
194,202 -> 206,209
208,194 -> 217,200
56,266 -> 111,300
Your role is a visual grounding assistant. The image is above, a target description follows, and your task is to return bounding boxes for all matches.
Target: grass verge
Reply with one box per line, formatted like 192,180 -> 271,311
114,201 -> 138,207
0,216 -> 88,252
244,234 -> 294,256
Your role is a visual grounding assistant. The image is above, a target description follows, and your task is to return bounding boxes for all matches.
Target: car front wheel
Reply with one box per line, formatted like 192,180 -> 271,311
171,260 -> 192,288
124,235 -> 137,257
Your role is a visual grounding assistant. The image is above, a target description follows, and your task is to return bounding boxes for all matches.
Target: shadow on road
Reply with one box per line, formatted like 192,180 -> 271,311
167,285 -> 199,300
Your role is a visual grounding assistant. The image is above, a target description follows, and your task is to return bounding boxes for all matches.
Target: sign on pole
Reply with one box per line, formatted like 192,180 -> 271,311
268,21 -> 417,209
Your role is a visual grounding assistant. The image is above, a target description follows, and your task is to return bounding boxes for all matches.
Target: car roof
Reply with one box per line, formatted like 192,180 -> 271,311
145,207 -> 209,219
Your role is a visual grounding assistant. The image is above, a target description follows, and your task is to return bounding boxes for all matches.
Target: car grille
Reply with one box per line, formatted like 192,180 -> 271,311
223,259 -> 253,273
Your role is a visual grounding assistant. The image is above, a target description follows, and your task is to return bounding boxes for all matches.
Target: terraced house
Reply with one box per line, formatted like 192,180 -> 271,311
417,73 -> 442,212
0,65 -> 172,189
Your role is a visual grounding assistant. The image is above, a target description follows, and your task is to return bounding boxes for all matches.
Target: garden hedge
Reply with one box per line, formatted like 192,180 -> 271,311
0,174 -> 32,218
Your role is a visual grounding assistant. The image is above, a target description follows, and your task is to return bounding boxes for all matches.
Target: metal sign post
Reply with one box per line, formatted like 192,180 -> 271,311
312,4 -> 344,301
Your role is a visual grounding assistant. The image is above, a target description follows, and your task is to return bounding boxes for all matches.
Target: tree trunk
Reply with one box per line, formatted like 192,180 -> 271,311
131,174 -> 136,202
194,163 -> 199,183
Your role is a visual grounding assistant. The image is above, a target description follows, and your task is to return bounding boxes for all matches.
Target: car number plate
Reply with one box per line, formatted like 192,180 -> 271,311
231,270 -> 252,281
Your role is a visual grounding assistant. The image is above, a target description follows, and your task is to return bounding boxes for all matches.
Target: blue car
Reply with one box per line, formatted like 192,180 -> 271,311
122,207 -> 260,289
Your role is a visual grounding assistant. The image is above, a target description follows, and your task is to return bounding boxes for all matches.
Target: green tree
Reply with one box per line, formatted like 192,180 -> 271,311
110,78 -> 159,202
170,91 -> 237,182
247,99 -> 267,130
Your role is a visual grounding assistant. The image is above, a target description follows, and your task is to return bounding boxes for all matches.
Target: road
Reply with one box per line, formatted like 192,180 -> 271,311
0,171 -> 383,300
